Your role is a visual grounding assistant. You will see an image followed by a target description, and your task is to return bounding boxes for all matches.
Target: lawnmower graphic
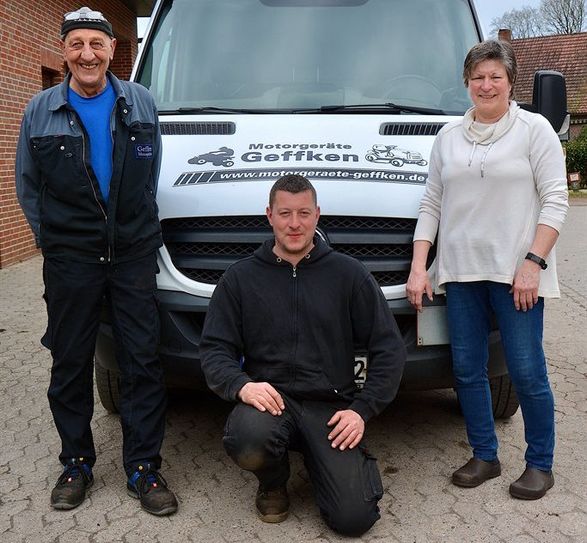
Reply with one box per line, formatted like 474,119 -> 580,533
188,146 -> 235,167
365,144 -> 427,167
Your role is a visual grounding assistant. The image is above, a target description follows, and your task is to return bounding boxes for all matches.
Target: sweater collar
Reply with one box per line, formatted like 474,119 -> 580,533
462,101 -> 520,178
462,100 -> 519,144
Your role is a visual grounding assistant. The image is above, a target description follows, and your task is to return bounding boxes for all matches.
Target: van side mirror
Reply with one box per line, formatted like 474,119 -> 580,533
520,70 -> 569,137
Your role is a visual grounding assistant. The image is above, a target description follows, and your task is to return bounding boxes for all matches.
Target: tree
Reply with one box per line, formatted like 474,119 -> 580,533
490,6 -> 545,38
490,0 -> 586,38
540,0 -> 586,34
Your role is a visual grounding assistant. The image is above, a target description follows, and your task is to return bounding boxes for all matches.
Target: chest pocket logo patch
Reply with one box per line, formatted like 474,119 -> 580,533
135,143 -> 153,159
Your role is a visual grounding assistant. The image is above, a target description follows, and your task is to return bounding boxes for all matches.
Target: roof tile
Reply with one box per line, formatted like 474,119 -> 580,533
511,32 -> 587,114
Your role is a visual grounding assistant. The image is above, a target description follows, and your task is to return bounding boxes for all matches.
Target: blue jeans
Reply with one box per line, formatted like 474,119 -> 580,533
445,281 -> 554,471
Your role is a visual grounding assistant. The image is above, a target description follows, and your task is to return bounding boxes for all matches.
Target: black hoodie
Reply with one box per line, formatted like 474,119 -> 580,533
200,237 -> 406,421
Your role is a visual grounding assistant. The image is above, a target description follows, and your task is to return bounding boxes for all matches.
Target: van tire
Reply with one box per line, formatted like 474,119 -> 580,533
490,374 -> 519,419
95,361 -> 120,414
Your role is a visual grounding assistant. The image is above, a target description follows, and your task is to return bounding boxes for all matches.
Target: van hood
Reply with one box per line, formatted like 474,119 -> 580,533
156,113 -> 456,220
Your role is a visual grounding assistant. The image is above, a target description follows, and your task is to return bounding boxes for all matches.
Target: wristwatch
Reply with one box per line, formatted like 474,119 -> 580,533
525,252 -> 548,270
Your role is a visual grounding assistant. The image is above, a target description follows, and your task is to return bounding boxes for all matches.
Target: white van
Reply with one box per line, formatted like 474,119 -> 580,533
95,0 -> 567,418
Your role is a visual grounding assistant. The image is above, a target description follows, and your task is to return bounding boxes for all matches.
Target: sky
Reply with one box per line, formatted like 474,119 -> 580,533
474,0 -> 542,37
138,1 -> 543,39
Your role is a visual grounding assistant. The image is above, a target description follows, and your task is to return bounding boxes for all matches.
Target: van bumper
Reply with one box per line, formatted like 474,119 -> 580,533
95,289 -> 508,390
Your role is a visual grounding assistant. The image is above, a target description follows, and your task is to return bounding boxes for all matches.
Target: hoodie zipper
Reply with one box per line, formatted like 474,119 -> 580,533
291,263 -> 298,386
291,254 -> 313,387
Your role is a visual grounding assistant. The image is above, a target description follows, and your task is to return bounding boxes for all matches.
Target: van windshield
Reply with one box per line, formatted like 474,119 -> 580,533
137,0 -> 480,114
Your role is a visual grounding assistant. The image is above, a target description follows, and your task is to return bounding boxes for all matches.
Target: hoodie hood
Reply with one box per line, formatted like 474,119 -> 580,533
254,235 -> 333,266
462,101 -> 520,178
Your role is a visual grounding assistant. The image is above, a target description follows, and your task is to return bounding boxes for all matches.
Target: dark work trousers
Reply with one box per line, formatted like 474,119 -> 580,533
42,253 -> 166,477
223,396 -> 384,537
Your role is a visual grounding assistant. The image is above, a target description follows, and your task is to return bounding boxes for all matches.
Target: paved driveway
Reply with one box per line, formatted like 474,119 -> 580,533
1,203 -> 585,543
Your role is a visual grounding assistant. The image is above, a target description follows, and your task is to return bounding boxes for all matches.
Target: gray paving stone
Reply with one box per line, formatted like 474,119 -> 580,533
1,204 -> 586,542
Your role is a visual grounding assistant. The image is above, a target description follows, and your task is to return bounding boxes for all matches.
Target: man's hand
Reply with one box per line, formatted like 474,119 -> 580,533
237,382 -> 285,416
327,409 -> 365,450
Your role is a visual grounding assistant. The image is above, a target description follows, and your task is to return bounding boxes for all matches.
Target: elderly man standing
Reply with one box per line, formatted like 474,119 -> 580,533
200,175 -> 406,537
15,7 -> 177,515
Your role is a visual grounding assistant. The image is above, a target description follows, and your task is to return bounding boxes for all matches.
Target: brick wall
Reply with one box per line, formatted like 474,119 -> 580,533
0,1 -> 139,268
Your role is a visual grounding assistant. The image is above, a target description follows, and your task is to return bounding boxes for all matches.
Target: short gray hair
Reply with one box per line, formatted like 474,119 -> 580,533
463,40 -> 517,99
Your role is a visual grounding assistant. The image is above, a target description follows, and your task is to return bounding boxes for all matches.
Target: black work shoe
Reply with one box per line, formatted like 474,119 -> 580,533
509,467 -> 554,500
452,457 -> 501,488
256,485 -> 289,523
51,458 -> 93,510
127,463 -> 178,516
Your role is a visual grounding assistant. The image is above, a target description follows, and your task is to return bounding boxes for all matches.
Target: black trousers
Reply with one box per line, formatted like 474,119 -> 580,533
223,396 -> 383,537
42,253 -> 166,477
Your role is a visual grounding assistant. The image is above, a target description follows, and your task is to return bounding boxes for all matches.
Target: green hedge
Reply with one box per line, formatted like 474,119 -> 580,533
565,127 -> 587,187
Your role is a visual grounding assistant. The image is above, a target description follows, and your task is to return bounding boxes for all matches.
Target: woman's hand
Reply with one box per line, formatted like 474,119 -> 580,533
510,224 -> 559,311
406,268 -> 433,312
511,260 -> 541,311
407,240 -> 434,311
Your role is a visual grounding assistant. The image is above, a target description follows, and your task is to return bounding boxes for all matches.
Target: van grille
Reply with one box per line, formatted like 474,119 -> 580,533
380,122 -> 445,136
160,122 -> 236,135
161,215 -> 417,287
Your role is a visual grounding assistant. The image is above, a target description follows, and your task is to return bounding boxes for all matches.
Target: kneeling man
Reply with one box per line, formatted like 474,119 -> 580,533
200,175 -> 406,536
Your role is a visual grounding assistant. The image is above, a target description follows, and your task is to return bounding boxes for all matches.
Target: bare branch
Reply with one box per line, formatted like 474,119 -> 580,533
489,0 -> 586,37
540,0 -> 586,34
489,6 -> 545,38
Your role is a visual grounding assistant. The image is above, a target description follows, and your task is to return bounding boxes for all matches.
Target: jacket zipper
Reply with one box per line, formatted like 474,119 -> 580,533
78,115 -> 110,262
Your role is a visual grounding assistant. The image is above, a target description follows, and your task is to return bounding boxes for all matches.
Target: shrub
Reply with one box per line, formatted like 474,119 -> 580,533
564,127 -> 587,187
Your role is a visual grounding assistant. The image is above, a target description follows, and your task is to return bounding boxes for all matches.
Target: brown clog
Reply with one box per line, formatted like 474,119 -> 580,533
452,457 -> 501,488
509,467 -> 554,500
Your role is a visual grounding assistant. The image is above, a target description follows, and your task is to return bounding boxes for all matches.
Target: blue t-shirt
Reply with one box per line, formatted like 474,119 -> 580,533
69,81 -> 116,202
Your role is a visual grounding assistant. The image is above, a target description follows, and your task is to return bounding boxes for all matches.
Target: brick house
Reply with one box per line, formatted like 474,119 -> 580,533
0,1 -> 154,268
499,30 -> 587,140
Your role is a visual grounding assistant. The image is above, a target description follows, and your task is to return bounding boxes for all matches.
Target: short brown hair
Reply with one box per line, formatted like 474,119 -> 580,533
269,175 -> 317,208
463,40 -> 517,99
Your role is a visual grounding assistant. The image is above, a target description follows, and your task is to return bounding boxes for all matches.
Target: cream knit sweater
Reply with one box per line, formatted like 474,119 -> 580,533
413,101 -> 568,298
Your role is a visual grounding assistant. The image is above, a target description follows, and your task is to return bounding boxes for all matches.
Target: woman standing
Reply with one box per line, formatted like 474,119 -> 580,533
406,40 -> 568,500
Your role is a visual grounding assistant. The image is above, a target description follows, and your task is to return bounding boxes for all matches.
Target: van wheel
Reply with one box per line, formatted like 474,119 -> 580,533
95,361 -> 120,414
490,375 -> 519,419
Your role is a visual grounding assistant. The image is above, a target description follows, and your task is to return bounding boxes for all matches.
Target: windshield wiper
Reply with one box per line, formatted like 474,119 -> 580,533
317,102 -> 446,115
159,106 -> 283,114
158,103 -> 447,115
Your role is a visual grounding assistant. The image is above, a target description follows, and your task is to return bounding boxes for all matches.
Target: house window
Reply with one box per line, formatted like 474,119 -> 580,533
42,67 -> 60,90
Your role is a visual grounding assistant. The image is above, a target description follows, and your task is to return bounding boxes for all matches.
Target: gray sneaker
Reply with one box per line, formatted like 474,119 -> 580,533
51,458 -> 93,510
127,463 -> 178,516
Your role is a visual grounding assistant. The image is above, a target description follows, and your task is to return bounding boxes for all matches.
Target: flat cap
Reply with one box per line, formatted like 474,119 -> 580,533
61,7 -> 114,38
